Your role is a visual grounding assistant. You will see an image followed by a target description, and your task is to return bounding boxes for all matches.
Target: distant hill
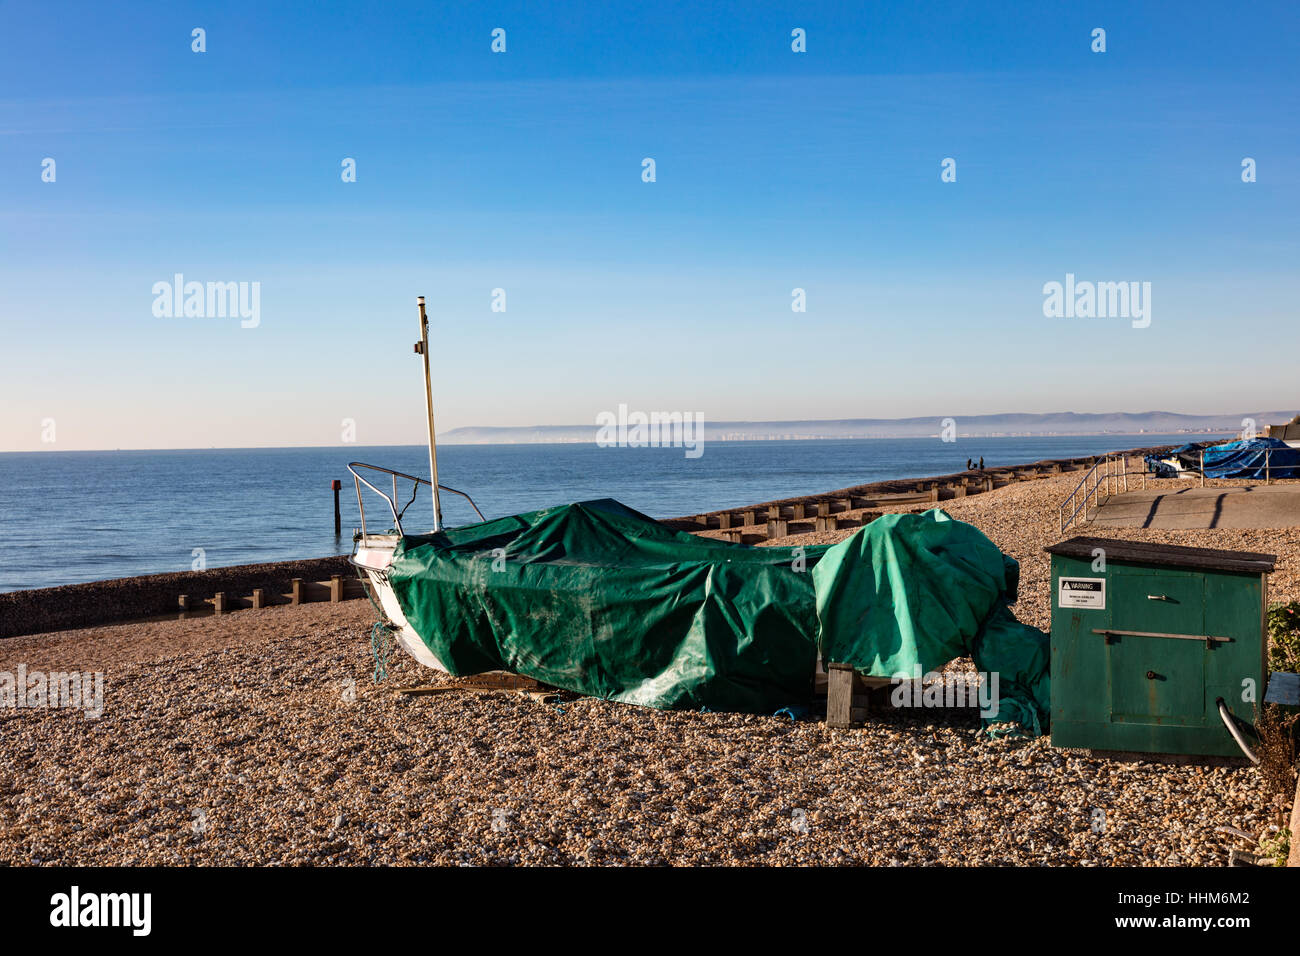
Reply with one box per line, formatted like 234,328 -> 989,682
441,410 -> 1297,444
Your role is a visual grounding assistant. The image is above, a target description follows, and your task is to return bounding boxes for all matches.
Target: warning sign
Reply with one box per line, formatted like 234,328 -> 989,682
1059,577 -> 1105,609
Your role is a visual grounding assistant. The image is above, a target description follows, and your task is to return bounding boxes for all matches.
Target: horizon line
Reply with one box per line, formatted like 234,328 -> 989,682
0,428 -> 1241,456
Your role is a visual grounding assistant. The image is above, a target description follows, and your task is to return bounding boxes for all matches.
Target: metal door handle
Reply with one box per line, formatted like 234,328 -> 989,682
1093,628 -> 1231,643
1147,594 -> 1170,601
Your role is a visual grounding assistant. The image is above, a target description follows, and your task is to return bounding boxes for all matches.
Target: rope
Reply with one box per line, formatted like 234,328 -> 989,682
371,621 -> 396,683
357,566 -> 396,683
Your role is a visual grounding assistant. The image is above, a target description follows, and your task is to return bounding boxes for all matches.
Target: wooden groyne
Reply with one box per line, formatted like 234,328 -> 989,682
0,555 -> 365,640
660,444 -> 1180,542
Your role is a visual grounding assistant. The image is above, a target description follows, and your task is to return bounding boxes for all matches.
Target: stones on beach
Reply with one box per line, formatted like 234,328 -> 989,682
0,645 -> 1270,865
0,471 -> 1294,865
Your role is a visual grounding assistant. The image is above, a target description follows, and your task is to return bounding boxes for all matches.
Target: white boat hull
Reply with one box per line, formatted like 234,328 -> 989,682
351,536 -> 449,672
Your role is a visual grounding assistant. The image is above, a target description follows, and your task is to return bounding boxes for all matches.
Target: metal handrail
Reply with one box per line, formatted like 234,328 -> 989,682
1059,454 -> 1134,533
1060,457 -> 1099,533
348,461 -> 485,537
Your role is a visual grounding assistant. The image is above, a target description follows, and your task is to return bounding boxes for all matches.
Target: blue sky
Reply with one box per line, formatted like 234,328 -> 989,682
1,0 -> 1297,451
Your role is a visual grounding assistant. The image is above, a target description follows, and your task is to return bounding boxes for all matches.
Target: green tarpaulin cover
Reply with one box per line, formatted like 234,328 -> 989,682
387,499 -> 1049,733
811,509 -> 1050,734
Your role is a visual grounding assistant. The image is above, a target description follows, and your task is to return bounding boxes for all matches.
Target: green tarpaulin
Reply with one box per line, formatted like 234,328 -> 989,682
387,499 -> 1049,733
811,509 -> 1050,734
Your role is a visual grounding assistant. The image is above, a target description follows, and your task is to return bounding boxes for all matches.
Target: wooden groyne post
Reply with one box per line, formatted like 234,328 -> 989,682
331,479 -> 343,536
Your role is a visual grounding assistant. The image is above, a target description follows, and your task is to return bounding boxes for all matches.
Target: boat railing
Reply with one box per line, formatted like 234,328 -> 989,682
347,461 -> 485,538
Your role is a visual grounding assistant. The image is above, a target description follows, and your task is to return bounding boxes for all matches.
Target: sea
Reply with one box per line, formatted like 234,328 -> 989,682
0,435 -> 1212,592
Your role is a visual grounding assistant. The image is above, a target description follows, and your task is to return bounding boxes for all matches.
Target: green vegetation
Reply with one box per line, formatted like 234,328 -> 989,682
1267,601 -> 1300,674
1258,826 -> 1290,868
1256,603 -> 1299,837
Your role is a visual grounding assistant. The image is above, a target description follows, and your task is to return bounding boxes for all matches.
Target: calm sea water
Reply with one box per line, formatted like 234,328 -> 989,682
0,435 -> 1208,592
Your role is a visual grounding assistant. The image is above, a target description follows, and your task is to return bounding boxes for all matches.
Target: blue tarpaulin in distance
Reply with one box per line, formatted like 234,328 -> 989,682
1146,438 -> 1300,479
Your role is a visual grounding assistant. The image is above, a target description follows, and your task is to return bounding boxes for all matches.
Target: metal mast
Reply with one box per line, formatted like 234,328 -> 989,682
415,296 -> 443,531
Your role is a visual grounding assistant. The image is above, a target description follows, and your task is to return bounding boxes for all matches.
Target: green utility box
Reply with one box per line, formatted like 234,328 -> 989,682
1045,536 -> 1274,757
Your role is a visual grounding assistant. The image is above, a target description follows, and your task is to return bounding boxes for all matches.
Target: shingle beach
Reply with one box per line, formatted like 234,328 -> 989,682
1,471 -> 1296,866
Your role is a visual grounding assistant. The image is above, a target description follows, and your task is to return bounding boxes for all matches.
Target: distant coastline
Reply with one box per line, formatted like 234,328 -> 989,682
441,409 -> 1290,445
439,430 -> 1240,445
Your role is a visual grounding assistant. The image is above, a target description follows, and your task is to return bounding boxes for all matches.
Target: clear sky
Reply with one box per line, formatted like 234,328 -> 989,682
1,0 -> 1297,451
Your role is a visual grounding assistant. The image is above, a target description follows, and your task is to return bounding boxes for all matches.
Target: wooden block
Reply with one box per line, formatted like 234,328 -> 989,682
815,515 -> 839,532
767,505 -> 782,520
740,510 -> 756,526
766,519 -> 789,539
718,512 -> 733,530
816,501 -> 830,517
251,588 -> 264,610
826,663 -> 856,728
177,594 -> 189,611
291,578 -> 303,606
791,503 -> 806,519
398,672 -> 547,697
213,592 -> 226,615
329,575 -> 343,603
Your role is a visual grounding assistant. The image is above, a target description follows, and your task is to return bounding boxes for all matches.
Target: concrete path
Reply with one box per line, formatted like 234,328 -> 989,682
1088,484 -> 1300,530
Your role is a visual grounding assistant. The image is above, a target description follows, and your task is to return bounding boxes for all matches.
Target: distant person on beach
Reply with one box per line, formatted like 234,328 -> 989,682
979,457 -> 984,470
966,458 -> 973,470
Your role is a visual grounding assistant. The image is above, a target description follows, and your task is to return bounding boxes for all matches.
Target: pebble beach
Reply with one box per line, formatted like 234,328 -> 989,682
1,470 -> 1297,866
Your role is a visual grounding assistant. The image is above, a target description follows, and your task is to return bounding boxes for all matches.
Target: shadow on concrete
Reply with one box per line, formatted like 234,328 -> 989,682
1090,484 -> 1300,530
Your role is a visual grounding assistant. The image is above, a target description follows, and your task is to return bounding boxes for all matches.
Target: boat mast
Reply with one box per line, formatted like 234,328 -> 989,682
415,296 -> 443,531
